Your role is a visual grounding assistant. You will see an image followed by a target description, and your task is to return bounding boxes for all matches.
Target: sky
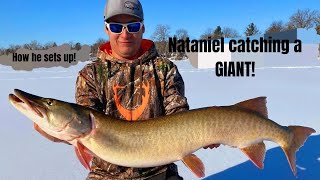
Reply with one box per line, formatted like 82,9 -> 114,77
0,0 -> 320,48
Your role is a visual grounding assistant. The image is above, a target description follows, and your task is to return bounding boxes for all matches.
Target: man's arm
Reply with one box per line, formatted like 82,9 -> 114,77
163,64 -> 189,115
75,66 -> 104,112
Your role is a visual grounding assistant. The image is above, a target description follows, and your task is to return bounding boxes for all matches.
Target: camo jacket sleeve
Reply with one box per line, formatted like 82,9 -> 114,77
75,63 -> 104,112
162,62 -> 189,115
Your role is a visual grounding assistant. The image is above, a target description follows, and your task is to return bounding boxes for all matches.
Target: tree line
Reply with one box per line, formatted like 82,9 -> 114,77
1,9 -> 319,59
152,9 -> 320,59
0,39 -> 108,56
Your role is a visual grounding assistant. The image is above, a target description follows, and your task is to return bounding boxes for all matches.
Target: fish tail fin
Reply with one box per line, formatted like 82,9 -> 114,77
281,126 -> 315,176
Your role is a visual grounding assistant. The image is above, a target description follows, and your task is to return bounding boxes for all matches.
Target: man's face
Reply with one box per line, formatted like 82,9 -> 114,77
106,14 -> 144,60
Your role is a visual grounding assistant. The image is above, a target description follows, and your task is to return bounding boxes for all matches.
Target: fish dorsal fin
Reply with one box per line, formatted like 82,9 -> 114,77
182,154 -> 205,178
235,97 -> 268,118
75,141 -> 93,170
240,142 -> 266,169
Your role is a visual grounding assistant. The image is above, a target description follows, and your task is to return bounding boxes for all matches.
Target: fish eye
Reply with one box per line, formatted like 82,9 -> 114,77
47,100 -> 53,106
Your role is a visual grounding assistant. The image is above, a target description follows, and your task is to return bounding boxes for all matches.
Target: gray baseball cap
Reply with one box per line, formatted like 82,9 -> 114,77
104,0 -> 144,22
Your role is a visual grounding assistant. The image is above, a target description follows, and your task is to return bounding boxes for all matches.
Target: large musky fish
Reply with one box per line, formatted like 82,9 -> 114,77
9,89 -> 315,178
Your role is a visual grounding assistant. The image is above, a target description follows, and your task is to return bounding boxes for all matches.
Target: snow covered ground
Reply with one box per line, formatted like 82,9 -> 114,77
1,59 -> 319,180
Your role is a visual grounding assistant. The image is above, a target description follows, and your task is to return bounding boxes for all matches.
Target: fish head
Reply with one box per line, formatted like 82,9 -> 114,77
9,89 -> 92,141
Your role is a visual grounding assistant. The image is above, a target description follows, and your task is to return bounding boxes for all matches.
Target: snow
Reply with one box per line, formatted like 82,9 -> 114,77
1,59 -> 319,180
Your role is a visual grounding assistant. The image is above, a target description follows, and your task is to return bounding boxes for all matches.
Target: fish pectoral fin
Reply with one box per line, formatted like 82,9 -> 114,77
89,112 -> 97,129
235,97 -> 268,118
240,142 -> 266,169
181,154 -> 205,178
75,141 -> 93,171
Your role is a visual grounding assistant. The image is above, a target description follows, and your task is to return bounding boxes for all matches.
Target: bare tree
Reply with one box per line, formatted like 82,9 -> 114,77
6,44 -> 20,54
174,28 -> 189,60
23,43 -> 31,50
200,28 -> 213,39
175,28 -> 189,40
223,27 -> 240,38
265,21 -> 286,34
68,41 -> 75,49
287,9 -> 318,30
316,25 -> 320,35
14,45 -> 22,51
286,22 -> 296,31
315,12 -> 320,26
151,24 -> 170,57
23,40 -> 42,50
315,13 -> 320,35
44,41 -> 58,49
30,40 -> 42,50
91,38 -> 108,55
0,48 -> 4,55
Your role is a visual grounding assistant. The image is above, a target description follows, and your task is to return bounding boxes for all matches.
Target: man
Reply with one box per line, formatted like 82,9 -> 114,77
74,0 -> 189,179
33,0 -> 219,178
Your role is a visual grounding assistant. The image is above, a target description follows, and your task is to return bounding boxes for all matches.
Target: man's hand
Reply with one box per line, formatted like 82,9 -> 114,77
34,123 -> 71,145
203,144 -> 220,149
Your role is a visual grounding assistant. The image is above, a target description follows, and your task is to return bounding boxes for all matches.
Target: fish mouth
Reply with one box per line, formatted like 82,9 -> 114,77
9,89 -> 91,140
9,89 -> 46,118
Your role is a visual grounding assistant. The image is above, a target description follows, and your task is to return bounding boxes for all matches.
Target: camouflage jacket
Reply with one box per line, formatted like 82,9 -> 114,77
75,39 -> 189,179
